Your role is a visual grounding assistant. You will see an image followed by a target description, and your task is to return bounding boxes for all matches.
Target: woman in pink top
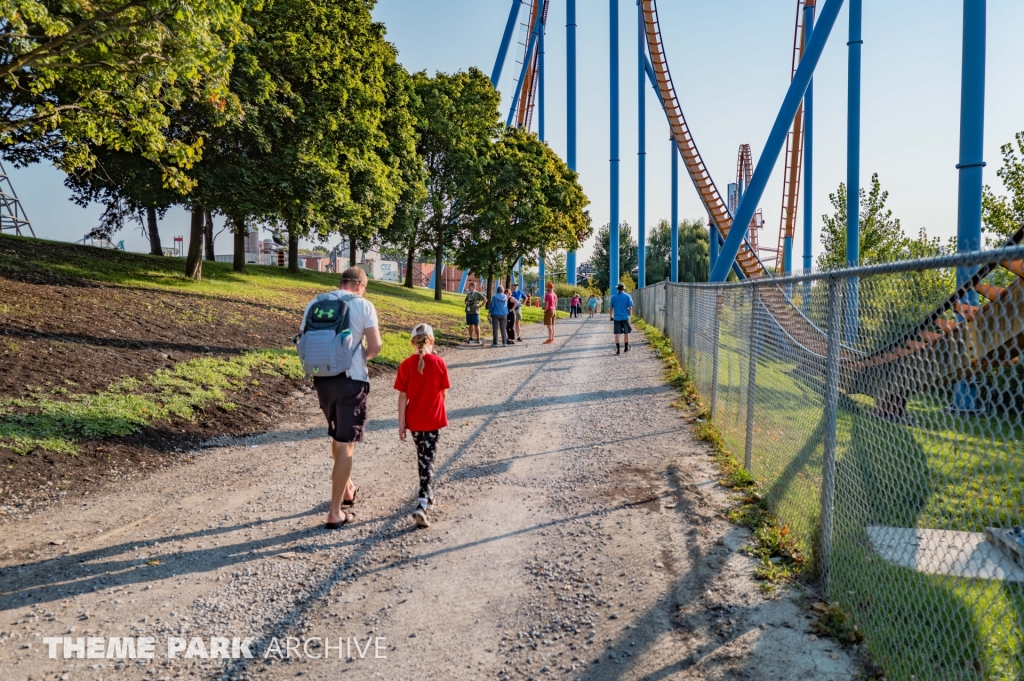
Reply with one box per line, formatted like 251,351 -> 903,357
542,281 -> 557,344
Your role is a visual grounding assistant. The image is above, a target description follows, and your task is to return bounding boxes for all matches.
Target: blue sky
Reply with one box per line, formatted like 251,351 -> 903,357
9,0 -> 1024,263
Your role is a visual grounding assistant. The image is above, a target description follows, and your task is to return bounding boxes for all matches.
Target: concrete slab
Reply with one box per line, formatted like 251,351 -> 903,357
866,525 -> 1024,583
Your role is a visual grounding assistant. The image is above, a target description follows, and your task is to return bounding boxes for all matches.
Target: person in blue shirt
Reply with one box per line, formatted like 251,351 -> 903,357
608,283 -> 635,355
508,282 -> 526,342
488,285 -> 510,346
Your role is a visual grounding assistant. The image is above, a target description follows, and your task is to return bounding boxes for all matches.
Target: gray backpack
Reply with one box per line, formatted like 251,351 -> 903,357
294,292 -> 358,378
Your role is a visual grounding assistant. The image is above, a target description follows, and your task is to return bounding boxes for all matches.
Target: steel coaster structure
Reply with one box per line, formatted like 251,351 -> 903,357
0,160 -> 33,237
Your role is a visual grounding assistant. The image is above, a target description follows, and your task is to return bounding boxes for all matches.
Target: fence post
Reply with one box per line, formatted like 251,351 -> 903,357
710,288 -> 722,419
686,286 -> 695,371
820,275 -> 842,595
744,286 -> 760,472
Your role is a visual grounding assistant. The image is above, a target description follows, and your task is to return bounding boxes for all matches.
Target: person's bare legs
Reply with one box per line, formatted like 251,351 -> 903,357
514,316 -> 522,339
328,439 -> 355,523
548,321 -> 555,342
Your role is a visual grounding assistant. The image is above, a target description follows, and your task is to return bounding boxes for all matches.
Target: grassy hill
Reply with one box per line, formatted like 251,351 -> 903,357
0,234 -> 542,505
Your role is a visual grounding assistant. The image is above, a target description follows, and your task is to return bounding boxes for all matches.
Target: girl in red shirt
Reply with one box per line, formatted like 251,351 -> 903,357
394,323 -> 450,528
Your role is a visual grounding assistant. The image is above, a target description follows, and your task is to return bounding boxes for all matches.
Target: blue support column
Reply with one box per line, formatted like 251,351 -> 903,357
845,0 -> 862,343
953,0 -> 987,412
609,0 -> 620,291
709,219 -> 719,277
670,139 -> 679,283
708,0 -> 845,283
458,270 -> 469,293
538,13 -> 546,141
539,253 -> 546,294
492,0 -> 522,87
637,2 -> 646,289
565,0 -> 578,285
518,258 -> 525,290
802,0 -> 816,307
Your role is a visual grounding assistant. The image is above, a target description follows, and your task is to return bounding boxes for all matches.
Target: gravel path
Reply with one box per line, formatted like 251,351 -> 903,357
0,317 -> 858,680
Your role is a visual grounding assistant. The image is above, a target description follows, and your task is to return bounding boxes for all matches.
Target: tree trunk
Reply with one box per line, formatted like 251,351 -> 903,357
348,234 -> 357,267
404,243 -> 416,288
486,262 -> 494,300
147,207 -> 162,256
288,229 -> 299,274
232,219 -> 247,274
185,207 -> 204,281
204,211 -> 215,261
433,244 -> 444,301
504,273 -> 511,291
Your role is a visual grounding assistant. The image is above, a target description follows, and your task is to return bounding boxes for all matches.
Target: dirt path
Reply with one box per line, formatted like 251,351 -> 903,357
0,317 -> 859,680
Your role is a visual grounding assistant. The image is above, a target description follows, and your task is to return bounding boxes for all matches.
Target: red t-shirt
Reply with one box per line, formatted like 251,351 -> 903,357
393,353 -> 451,432
544,291 -> 557,311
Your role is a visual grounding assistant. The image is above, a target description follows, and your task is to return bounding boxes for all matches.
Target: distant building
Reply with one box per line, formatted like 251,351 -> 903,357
576,260 -> 594,282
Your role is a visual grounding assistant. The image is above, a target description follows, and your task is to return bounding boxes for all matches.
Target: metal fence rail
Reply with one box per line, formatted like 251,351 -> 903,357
633,247 -> 1024,681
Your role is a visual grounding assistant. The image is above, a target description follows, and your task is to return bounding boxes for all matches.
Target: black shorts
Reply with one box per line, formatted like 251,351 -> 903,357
613,319 -> 632,335
313,375 -> 370,443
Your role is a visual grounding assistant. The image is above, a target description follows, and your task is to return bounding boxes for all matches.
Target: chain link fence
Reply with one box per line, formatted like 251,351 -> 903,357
633,247 -> 1024,681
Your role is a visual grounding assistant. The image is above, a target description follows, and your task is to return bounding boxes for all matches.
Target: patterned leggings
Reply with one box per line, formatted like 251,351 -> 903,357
412,430 -> 439,501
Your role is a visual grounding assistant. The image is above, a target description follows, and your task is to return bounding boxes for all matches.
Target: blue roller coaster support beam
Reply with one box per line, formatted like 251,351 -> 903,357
709,219 -> 718,275
565,0 -> 578,285
518,258 -> 525,290
708,0 -> 845,283
670,139 -> 679,283
802,1 -> 816,306
428,262 -> 443,290
845,0 -> 862,344
539,253 -> 546,294
609,0 -> 620,291
492,0 -> 522,86
458,270 -> 469,293
506,12 -> 543,128
538,13 -> 546,141
953,0 -> 987,412
637,2 -> 646,289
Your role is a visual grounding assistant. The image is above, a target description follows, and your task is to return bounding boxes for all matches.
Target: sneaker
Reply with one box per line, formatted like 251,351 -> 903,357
427,495 -> 436,510
615,349 -> 621,355
492,342 -> 499,346
517,337 -> 523,342
412,503 -> 430,528
624,345 -> 630,352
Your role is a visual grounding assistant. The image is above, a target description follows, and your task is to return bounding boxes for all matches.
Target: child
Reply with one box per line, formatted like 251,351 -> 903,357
394,323 -> 451,528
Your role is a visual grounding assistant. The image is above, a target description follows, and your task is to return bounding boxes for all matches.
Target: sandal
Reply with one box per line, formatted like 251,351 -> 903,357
324,510 -> 355,530
342,485 -> 359,507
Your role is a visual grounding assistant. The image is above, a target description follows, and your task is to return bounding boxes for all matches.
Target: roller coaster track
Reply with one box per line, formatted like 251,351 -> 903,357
733,144 -> 765,256
642,0 -> 1024,409
515,0 -> 547,131
773,0 -> 809,273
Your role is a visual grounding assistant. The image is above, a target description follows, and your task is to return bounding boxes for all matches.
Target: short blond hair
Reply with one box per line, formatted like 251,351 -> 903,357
340,267 -> 367,288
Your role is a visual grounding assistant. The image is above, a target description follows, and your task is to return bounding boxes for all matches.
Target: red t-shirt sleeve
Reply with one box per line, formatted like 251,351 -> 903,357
439,359 -> 451,391
393,359 -> 409,392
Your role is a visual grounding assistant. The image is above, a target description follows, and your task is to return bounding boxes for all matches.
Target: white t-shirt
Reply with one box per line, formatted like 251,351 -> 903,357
300,291 -> 379,383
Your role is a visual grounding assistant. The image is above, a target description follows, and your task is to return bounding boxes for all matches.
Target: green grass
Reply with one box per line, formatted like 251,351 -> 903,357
676,312 -> 1024,680
0,350 -> 302,455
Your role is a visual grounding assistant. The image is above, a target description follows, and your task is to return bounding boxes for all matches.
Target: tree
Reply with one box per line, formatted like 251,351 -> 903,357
983,132 -> 1024,244
817,172 -> 904,270
456,127 -> 590,298
590,222 -> 638,293
64,148 -> 179,255
645,220 -> 672,284
410,68 -> 502,301
678,219 -> 710,283
1,0 -> 245,186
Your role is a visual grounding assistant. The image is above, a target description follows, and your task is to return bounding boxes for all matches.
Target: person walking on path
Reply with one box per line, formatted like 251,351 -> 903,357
587,294 -> 598,318
609,283 -> 635,355
489,285 -> 510,346
394,323 -> 450,528
464,282 -> 486,344
505,291 -> 519,345
304,267 -> 382,529
570,293 -> 582,318
542,281 -> 558,344
509,282 -> 526,341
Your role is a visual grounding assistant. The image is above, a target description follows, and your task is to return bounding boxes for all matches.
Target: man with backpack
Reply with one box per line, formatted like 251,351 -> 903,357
297,267 -> 382,529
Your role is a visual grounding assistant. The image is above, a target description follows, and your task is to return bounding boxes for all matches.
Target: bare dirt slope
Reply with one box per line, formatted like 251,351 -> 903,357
0,317 -> 858,680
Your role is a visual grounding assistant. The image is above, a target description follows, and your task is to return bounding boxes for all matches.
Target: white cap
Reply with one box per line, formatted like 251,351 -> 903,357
412,323 -> 434,338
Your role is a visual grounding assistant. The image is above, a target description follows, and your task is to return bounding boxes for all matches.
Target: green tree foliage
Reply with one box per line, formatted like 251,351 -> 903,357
407,68 -> 501,300
0,0 -> 245,186
678,219 -> 710,283
817,172 -> 904,270
644,218 -> 708,284
590,222 -> 638,293
456,126 -> 590,298
982,131 -> 1024,243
